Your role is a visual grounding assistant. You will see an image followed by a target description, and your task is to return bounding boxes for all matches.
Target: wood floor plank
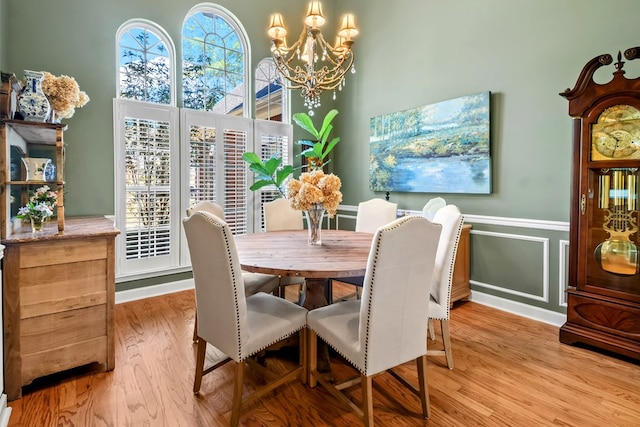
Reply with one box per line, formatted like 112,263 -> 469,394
7,287 -> 640,427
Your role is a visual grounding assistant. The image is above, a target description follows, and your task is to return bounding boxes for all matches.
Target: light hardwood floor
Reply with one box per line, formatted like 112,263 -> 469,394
7,285 -> 640,426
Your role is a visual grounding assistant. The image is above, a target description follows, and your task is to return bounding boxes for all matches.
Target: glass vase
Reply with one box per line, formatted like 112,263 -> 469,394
305,204 -> 325,245
30,216 -> 44,232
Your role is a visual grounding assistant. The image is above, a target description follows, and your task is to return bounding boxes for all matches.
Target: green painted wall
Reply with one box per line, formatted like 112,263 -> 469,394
332,0 -> 640,221
0,0 -> 6,68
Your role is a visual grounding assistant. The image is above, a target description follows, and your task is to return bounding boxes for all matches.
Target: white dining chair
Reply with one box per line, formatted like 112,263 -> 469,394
263,198 -> 307,301
425,204 -> 463,369
184,211 -> 308,427
422,197 -> 446,221
331,198 -> 397,301
186,200 -> 225,219
307,215 -> 441,426
186,201 -> 280,341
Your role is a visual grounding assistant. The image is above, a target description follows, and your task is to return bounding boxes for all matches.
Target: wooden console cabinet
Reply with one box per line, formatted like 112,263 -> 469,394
451,224 -> 471,305
2,216 -> 119,400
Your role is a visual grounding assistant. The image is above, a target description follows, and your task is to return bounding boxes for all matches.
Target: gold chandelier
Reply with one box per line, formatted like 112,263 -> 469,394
267,1 -> 359,114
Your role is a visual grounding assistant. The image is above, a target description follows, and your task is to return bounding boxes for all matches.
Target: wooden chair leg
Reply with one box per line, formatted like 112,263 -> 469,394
299,328 -> 307,385
230,362 -> 245,427
361,375 -> 374,427
193,337 -> 206,393
308,330 -> 318,387
428,318 -> 435,340
416,355 -> 431,419
193,313 -> 198,342
441,319 -> 454,369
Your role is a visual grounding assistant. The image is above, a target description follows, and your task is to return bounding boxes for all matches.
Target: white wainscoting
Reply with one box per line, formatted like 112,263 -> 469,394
469,230 -> 550,303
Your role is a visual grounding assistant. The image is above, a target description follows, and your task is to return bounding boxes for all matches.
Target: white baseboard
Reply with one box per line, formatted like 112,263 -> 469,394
0,394 -> 11,427
115,279 -> 194,304
469,290 -> 566,327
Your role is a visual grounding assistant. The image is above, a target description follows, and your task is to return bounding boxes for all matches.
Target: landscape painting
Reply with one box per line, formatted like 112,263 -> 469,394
369,91 -> 491,194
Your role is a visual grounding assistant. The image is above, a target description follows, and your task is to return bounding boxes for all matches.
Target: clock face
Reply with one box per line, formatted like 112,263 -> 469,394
591,105 -> 640,161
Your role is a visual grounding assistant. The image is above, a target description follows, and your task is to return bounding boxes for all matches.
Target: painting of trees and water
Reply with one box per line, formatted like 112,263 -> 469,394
369,91 -> 491,194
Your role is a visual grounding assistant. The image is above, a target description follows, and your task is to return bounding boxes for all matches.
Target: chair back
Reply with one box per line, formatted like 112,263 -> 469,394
355,198 -> 398,233
422,197 -> 446,221
263,198 -> 303,231
183,211 -> 246,362
186,200 -> 225,219
430,205 -> 464,318
358,215 -> 441,375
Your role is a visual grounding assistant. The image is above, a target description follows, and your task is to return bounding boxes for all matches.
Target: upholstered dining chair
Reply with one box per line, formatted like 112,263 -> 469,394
422,197 -> 446,221
307,215 -> 441,426
186,201 -> 280,341
355,198 -> 398,233
186,200 -> 225,219
183,211 -> 308,427
424,204 -> 463,369
263,197 -> 303,231
331,198 -> 397,301
263,198 -> 307,301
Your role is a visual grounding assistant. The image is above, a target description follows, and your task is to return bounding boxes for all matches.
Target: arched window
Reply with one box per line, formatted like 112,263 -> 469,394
117,20 -> 175,105
182,5 -> 248,116
255,58 -> 288,122
114,20 -> 179,276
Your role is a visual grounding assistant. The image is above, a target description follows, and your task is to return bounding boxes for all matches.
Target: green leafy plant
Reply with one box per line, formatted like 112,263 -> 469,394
293,109 -> 340,169
242,109 -> 341,197
242,152 -> 294,197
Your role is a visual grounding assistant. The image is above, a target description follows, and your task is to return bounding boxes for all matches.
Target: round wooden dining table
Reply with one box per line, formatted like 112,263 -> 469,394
234,229 -> 374,310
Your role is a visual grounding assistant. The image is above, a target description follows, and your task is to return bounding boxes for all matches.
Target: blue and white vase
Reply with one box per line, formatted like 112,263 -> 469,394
17,70 -> 50,122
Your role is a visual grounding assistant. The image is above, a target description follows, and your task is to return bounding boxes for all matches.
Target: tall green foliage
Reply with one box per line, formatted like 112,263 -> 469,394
293,109 -> 340,169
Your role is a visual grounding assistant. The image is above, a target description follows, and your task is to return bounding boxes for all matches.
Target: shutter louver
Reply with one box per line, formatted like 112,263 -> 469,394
223,128 -> 248,235
189,125 -> 217,205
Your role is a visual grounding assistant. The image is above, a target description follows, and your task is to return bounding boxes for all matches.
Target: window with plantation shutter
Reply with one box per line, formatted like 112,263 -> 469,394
253,119 -> 293,231
114,99 -> 180,276
181,111 -> 253,237
114,15 -> 292,280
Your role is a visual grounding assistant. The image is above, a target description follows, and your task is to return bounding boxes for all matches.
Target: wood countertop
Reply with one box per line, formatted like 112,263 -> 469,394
1,216 -> 120,244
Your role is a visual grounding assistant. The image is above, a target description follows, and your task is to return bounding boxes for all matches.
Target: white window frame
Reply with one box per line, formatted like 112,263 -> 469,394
115,19 -> 176,105
255,58 -> 289,122
182,4 -> 251,117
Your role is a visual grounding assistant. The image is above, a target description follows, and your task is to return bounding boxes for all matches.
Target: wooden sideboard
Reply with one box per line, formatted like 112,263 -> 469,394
450,224 -> 471,305
2,216 -> 119,400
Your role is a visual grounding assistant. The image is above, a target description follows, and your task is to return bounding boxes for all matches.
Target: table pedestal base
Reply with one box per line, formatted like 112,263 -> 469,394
303,278 -> 332,374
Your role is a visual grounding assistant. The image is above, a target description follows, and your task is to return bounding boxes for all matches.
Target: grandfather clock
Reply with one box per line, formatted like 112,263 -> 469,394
560,48 -> 640,360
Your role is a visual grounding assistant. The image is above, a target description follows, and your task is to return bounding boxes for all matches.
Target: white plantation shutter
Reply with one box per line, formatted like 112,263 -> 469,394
188,124 -> 217,204
114,99 -> 180,277
181,110 -> 252,226
222,127 -> 249,234
253,119 -> 293,231
115,106 -> 291,278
